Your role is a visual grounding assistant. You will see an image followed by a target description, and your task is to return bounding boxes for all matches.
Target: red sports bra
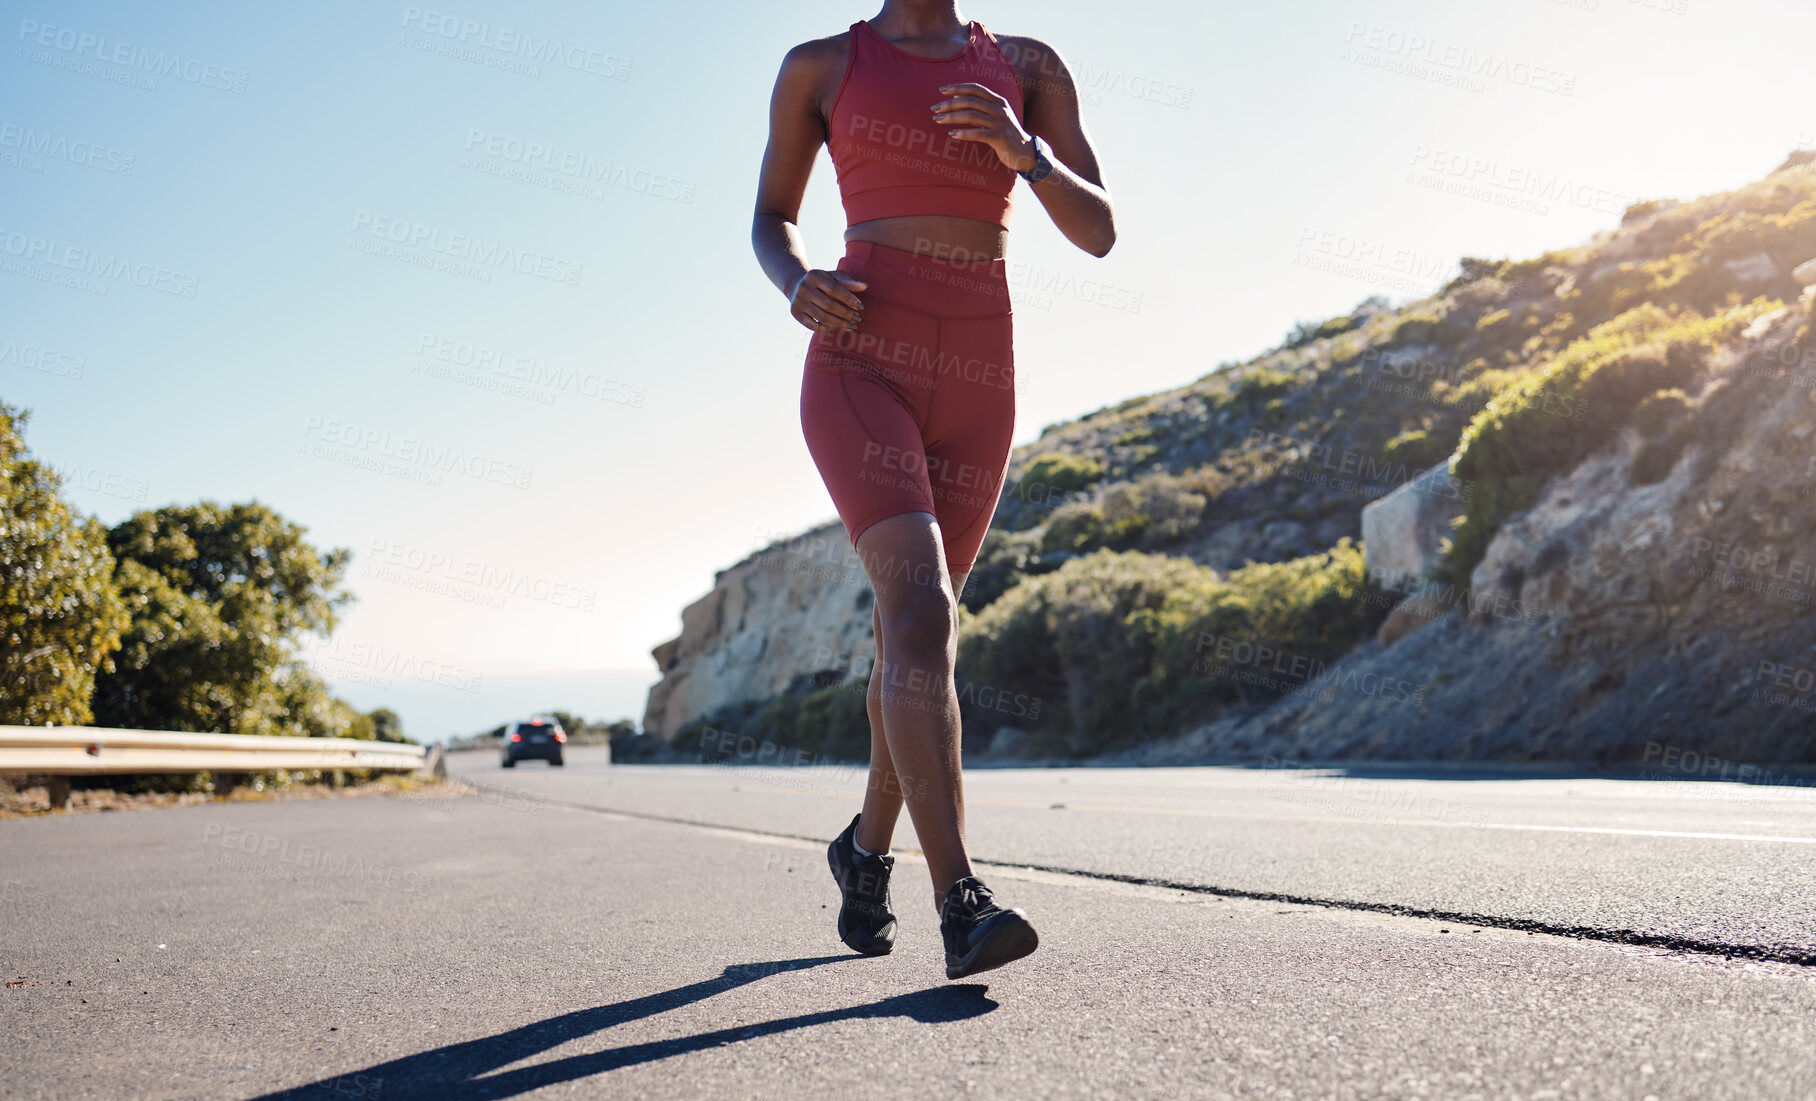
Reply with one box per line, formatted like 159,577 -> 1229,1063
827,19 -> 1027,230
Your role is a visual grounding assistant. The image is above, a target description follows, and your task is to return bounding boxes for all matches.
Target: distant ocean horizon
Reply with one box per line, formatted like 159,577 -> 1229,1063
328,666 -> 660,744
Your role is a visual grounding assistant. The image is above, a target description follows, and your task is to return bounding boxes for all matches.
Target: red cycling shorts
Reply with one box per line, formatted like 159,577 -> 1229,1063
800,240 -> 1016,575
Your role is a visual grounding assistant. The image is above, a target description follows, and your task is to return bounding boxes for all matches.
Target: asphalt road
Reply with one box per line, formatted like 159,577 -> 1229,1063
3,750 -> 1814,1099
458,748 -> 1816,964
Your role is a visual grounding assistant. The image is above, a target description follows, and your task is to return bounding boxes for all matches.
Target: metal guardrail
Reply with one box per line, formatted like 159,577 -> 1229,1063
0,726 -> 427,776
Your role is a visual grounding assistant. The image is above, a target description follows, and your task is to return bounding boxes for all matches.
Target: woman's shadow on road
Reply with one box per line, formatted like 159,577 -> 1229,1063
254,955 -> 996,1099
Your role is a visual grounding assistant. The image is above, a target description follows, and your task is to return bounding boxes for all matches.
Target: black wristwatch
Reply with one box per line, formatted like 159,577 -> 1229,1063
1017,135 -> 1053,184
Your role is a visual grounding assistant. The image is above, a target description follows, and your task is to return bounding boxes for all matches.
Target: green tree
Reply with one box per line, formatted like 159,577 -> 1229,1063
366,707 -> 407,743
0,403 -> 129,724
91,502 -> 354,735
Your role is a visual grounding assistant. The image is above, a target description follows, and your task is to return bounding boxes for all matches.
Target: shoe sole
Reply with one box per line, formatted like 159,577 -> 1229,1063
828,839 -> 895,956
945,910 -> 1039,979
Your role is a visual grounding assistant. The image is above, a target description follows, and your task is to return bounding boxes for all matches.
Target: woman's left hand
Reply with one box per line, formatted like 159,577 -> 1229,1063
932,82 -> 1036,173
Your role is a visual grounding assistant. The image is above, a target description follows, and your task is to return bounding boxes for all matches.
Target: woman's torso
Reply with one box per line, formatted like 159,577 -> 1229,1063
818,19 -> 1026,261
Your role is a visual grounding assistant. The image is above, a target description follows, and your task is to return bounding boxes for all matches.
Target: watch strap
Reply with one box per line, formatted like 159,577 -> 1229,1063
1018,136 -> 1053,183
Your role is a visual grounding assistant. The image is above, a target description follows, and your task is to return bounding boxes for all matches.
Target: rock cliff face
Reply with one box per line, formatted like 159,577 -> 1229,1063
643,522 -> 875,738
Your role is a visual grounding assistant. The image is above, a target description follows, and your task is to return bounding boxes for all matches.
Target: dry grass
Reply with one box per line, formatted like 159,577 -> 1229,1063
0,771 -> 448,819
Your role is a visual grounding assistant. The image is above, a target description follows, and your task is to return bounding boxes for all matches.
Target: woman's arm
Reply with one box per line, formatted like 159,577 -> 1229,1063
752,41 -> 867,334
933,37 -> 1116,257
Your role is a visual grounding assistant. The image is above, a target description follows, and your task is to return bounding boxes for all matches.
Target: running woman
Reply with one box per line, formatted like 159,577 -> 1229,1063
751,2 -> 1115,979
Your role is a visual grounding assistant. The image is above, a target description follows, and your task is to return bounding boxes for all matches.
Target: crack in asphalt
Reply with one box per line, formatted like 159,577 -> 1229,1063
450,785 -> 1816,970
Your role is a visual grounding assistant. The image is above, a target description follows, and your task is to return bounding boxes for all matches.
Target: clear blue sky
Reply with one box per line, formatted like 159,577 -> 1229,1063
4,0 -> 1812,740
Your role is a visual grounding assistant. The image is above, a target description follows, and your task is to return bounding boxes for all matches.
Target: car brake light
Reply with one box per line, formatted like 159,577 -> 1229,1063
554,731 -> 566,743
509,732 -> 522,742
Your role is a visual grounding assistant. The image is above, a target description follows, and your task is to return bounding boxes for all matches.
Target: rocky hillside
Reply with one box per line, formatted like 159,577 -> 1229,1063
648,153 -> 1816,764
644,522 -> 872,739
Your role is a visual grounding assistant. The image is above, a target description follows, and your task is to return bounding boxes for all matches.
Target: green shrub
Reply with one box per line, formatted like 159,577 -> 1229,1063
680,674 -> 873,763
1443,299 -> 1778,585
1389,313 -> 1469,349
1041,501 -> 1108,555
958,550 -> 1213,753
961,528 -> 1050,612
1475,309 -> 1513,335
1434,367 -> 1519,414
1039,472 -> 1209,558
1381,428 -> 1454,471
1391,315 -> 1444,346
1621,198 -> 1677,225
957,541 -> 1384,753
1227,366 -> 1296,413
1287,314 -> 1360,347
1020,452 -> 1104,495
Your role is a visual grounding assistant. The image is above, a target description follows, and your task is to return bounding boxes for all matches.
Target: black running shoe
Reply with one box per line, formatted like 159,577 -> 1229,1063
940,876 -> 1038,979
827,814 -> 896,955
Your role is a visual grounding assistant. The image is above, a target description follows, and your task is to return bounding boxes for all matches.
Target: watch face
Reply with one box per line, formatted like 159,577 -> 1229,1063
1023,138 -> 1050,181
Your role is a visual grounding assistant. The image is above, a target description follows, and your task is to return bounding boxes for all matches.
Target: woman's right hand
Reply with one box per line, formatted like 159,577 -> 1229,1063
789,269 -> 868,334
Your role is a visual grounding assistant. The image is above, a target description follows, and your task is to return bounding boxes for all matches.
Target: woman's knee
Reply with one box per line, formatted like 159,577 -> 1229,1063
877,583 -> 956,658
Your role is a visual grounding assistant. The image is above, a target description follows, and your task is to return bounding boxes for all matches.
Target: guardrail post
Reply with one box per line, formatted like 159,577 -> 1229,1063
331,769 -> 347,789
46,777 -> 70,810
215,772 -> 241,796
421,744 -> 448,780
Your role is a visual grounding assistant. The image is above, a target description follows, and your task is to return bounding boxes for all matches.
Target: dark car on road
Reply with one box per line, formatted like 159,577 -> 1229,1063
501,718 -> 566,767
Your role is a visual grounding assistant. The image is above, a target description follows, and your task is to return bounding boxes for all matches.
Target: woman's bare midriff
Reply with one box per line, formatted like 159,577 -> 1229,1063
846,214 -> 1008,262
